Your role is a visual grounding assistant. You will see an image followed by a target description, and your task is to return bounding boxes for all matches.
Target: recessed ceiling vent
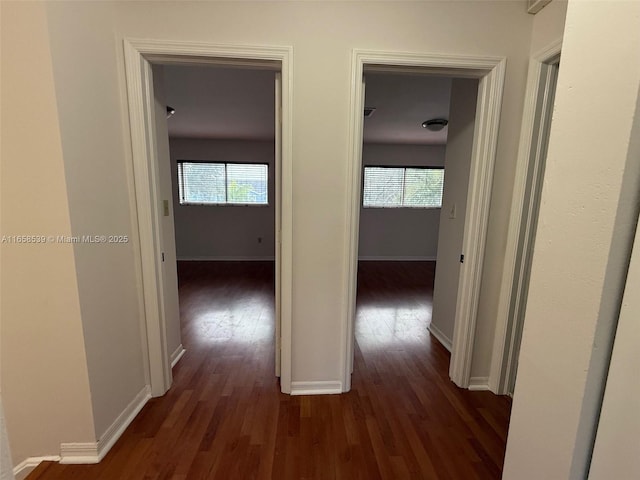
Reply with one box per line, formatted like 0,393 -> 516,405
364,107 -> 376,118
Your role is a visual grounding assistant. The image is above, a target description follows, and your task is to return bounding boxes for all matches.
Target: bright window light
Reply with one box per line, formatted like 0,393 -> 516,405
363,166 -> 444,208
177,161 -> 268,205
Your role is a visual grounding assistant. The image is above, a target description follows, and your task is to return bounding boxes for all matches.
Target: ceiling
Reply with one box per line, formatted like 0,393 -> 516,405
363,73 -> 452,145
164,65 -> 276,141
164,65 -> 452,145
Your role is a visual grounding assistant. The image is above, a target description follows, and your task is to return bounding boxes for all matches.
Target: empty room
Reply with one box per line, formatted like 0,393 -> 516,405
162,63 -> 281,385
352,71 -> 511,478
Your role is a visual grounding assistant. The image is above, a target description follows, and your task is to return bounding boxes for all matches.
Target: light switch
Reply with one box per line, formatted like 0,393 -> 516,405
449,203 -> 457,219
163,200 -> 169,217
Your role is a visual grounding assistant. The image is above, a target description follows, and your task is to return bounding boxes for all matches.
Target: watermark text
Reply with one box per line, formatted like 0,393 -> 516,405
1,234 -> 129,245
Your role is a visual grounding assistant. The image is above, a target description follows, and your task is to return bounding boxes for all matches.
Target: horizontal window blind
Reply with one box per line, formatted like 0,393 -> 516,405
178,161 -> 268,205
403,168 -> 445,207
363,167 -> 404,207
363,166 -> 444,208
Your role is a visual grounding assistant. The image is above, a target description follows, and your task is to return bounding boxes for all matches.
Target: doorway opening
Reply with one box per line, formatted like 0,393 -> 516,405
343,50 -> 506,391
353,69 -> 481,386
347,66 -> 513,477
153,64 -> 280,395
123,40 -> 294,396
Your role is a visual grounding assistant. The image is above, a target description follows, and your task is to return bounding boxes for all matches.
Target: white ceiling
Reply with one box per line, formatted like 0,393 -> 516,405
163,65 -> 452,145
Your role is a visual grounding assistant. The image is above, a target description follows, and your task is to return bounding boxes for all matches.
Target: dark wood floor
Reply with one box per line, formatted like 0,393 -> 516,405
28,261 -> 511,479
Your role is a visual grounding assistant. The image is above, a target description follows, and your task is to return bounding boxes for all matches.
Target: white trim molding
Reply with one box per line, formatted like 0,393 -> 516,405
124,40 -> 172,397
170,344 -> 186,368
290,381 -> 343,396
14,386 -> 151,475
95,385 -> 151,461
428,323 -> 453,352
489,39 -> 562,395
123,39 -> 294,395
343,49 -> 506,392
527,0 -> 552,15
60,386 -> 151,464
59,443 -> 99,465
468,377 -> 490,391
13,456 -> 61,480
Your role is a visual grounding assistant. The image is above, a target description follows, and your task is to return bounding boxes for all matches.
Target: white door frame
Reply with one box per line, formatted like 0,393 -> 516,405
123,38 -> 294,396
342,50 -> 506,391
489,40 -> 562,395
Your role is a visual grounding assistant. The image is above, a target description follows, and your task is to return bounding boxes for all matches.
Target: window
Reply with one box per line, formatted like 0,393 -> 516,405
177,161 -> 268,205
363,166 -> 444,208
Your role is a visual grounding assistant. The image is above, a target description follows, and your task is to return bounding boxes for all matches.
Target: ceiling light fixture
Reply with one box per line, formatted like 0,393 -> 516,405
166,106 -> 176,118
422,118 -> 448,131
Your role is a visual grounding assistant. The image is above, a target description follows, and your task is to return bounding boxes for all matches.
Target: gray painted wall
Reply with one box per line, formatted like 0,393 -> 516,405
430,79 -> 479,347
171,140 -> 446,261
169,137 -> 276,260
358,144 -> 445,260
153,66 -> 182,363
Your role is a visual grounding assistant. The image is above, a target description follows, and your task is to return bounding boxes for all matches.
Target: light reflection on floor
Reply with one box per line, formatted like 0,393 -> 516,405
355,261 -> 435,350
179,261 -> 434,351
177,262 -> 275,348
188,294 -> 274,346
355,305 -> 432,347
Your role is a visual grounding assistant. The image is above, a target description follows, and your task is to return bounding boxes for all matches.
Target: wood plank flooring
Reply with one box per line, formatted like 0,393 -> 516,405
28,261 -> 511,479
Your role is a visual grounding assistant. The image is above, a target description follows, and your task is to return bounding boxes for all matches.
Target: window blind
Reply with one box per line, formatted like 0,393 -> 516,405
363,166 -> 444,208
178,161 -> 268,205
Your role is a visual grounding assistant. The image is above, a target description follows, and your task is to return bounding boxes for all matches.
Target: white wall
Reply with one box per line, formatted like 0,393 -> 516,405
0,1 -> 96,466
106,0 -> 533,390
358,144 -> 445,260
3,0 -> 537,466
529,0 -> 567,55
45,1 -> 147,441
169,138 -> 276,260
430,79 -> 478,348
589,180 -> 640,478
503,0 -> 640,478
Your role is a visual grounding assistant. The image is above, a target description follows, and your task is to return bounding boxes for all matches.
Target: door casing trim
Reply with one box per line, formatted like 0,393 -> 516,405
343,49 -> 506,390
123,38 -> 294,395
490,39 -> 562,394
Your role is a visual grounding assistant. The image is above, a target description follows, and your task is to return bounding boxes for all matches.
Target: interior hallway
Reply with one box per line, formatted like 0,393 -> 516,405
27,261 -> 511,479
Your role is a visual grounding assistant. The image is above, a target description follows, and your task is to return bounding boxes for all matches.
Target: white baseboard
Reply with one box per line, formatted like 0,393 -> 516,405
176,256 -> 275,261
469,377 -> 490,391
170,344 -> 186,368
290,381 -> 343,396
427,323 -> 452,352
60,385 -> 150,464
13,456 -> 61,480
95,385 -> 150,461
16,386 -> 151,473
357,256 -> 437,261
59,443 -> 99,464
